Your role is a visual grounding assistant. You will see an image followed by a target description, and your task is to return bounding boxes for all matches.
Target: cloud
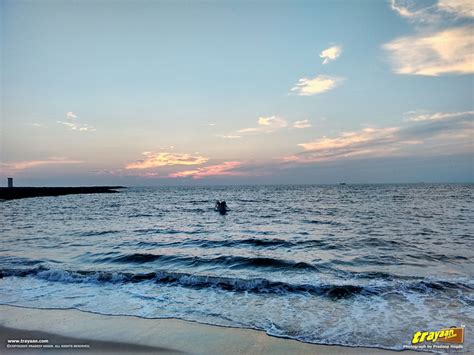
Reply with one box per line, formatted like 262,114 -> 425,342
136,172 -> 161,178
24,123 -> 43,127
438,0 -> 473,18
390,0 -> 417,19
383,26 -> 474,76
221,116 -> 310,137
390,0 -> 473,22
290,75 -> 344,96
282,127 -> 402,164
406,110 -> 474,122
57,121 -> 96,132
125,151 -> 208,170
389,0 -> 439,23
237,116 -> 288,134
1,158 -> 82,172
169,161 -> 244,179
386,0 -> 474,76
320,45 -> 342,64
101,161 -> 254,180
66,112 -> 78,119
284,112 -> 472,164
217,135 -> 242,139
258,116 -> 285,127
293,119 -> 312,129
96,168 -> 162,178
58,111 -> 96,132
298,127 -> 401,154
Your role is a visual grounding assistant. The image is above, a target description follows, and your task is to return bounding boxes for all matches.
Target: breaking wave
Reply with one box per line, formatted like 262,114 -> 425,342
1,266 -> 472,300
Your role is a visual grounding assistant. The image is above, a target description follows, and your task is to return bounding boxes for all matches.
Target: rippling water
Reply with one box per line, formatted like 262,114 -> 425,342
1,184 -> 473,350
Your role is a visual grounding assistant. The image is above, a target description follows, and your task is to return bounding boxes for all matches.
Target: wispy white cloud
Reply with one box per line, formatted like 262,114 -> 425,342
220,116 -> 312,138
389,0 -> 440,23
24,123 -> 43,127
57,121 -> 96,132
125,151 -> 208,170
390,0 -> 473,22
383,25 -> 474,76
66,111 -> 78,119
291,75 -> 344,96
58,112 -> 96,132
216,135 -> 242,139
390,0 -> 416,19
320,45 -> 342,64
293,119 -> 312,129
406,110 -> 474,122
237,116 -> 288,134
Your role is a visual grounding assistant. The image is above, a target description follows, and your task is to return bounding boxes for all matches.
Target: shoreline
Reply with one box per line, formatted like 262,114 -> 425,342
0,304 -> 418,354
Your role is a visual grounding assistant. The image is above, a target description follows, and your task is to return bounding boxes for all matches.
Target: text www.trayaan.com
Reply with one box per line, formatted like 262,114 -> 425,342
7,339 -> 48,344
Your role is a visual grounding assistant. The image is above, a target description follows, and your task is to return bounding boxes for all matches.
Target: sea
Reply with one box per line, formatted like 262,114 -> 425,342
1,184 -> 473,351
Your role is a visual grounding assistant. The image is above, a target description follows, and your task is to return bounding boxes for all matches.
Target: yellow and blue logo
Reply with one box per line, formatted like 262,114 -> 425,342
412,327 -> 464,345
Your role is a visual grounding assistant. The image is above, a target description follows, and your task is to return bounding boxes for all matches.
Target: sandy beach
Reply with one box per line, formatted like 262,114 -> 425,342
0,304 -> 417,354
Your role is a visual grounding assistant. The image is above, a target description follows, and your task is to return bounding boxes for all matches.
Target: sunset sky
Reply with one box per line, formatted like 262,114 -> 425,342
1,0 -> 473,186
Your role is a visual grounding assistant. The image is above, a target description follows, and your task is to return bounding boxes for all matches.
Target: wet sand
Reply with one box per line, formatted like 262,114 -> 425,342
0,325 -> 174,353
0,305 -> 416,354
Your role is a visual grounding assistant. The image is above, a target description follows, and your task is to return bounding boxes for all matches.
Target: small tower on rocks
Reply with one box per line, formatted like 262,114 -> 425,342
7,178 -> 13,188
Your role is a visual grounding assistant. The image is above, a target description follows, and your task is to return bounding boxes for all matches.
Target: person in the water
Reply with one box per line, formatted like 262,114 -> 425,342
215,200 -> 228,212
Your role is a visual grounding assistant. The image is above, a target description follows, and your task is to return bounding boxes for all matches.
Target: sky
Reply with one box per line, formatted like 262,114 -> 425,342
1,0 -> 473,186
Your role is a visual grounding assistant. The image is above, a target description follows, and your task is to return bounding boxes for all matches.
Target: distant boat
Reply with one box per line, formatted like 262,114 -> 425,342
339,182 -> 347,186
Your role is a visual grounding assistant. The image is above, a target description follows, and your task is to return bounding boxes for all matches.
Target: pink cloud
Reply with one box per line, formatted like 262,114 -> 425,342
283,112 -> 472,165
0,158 -> 83,173
126,151 -> 208,169
298,127 -> 400,152
169,161 -> 244,179
282,127 -> 416,164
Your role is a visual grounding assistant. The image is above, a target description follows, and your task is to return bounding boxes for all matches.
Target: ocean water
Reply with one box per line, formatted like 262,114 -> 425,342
1,184 -> 473,351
